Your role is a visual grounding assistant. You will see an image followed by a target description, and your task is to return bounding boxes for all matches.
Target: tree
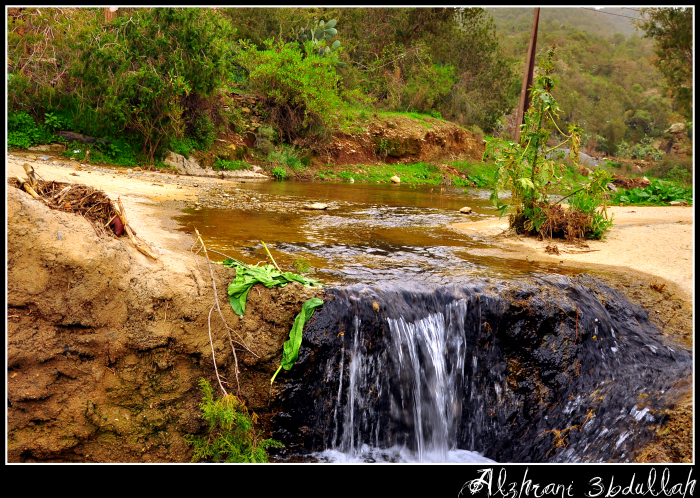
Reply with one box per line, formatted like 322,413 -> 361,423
635,8 -> 693,121
73,7 -> 235,163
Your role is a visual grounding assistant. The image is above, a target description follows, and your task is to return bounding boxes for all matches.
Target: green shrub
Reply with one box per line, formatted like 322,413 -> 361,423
92,137 -> 139,166
72,8 -> 235,163
236,39 -> 344,141
468,174 -> 490,188
185,378 -> 283,463
8,111 -> 54,149
170,138 -> 199,158
667,165 -> 692,187
267,148 -> 305,171
192,114 -> 216,151
617,135 -> 664,161
214,159 -> 251,171
271,167 -> 287,181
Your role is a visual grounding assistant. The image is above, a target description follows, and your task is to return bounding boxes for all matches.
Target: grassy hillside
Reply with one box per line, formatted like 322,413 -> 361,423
488,7 -> 687,161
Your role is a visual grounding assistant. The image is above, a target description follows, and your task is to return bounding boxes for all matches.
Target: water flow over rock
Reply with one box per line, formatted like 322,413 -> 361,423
270,276 -> 691,463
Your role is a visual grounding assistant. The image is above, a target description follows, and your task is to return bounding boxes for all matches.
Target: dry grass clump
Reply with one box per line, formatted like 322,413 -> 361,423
510,202 -> 593,243
538,203 -> 592,241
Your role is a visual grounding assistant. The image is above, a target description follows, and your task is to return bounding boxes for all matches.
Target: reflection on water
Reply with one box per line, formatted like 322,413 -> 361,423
174,181 -> 579,285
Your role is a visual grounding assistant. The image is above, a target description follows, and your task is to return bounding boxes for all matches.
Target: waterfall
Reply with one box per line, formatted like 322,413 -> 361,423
273,279 -> 692,463
316,299 -> 491,462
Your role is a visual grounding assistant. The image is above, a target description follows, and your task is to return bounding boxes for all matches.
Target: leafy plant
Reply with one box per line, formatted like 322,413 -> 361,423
271,167 -> 287,181
468,174 -> 490,188
617,135 -> 663,161
185,378 -> 283,463
170,138 -> 199,158
270,297 -> 324,385
614,179 -> 692,205
8,111 -> 50,149
236,38 -> 344,142
267,148 -> 305,171
666,165 -> 692,187
222,259 -> 323,316
214,159 -> 251,171
484,43 -> 613,240
192,114 -> 216,151
296,18 -> 342,60
43,112 -> 67,132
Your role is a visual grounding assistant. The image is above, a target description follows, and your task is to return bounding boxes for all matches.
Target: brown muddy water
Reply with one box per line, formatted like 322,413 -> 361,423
173,181 -> 581,285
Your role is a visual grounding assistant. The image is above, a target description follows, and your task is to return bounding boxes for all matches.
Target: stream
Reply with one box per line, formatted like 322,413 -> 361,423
174,181 -> 580,286
173,181 -> 691,463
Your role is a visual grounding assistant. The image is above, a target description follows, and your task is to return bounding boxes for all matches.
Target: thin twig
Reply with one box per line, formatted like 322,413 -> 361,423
208,305 -> 228,397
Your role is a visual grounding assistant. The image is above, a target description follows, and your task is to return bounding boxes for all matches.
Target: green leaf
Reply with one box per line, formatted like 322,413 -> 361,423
324,19 -> 337,29
224,259 -> 323,316
271,297 -> 324,384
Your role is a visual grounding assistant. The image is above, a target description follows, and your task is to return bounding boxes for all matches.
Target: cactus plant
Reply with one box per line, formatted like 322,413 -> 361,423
297,18 -> 342,60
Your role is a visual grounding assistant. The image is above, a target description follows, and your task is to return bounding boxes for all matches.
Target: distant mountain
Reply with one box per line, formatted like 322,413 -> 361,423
488,7 -> 640,40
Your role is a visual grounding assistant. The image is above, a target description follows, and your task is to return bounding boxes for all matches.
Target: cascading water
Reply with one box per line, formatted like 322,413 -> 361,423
312,301 -> 484,462
270,276 -> 692,463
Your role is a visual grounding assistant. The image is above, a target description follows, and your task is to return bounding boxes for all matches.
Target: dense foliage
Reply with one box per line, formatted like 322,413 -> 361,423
634,8 -> 693,121
6,6 -> 692,169
489,8 -> 690,157
8,7 -> 235,162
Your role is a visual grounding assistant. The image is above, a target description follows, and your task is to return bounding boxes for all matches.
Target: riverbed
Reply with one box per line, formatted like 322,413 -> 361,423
6,154 -> 694,463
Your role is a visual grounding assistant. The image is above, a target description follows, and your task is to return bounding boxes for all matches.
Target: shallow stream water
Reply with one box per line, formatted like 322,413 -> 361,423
174,181 -> 580,286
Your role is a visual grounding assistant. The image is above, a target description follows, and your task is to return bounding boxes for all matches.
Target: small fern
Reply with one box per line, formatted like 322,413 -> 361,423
185,378 -> 283,463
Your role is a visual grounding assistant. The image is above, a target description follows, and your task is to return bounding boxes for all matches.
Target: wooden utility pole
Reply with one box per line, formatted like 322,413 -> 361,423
104,7 -> 118,23
514,7 -> 540,144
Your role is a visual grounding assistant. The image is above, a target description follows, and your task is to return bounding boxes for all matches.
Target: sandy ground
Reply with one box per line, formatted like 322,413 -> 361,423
453,206 -> 694,303
7,153 -> 694,302
6,154 -> 253,258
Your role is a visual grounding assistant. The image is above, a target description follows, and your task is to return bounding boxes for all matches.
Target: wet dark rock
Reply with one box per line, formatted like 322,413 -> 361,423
268,275 -> 692,463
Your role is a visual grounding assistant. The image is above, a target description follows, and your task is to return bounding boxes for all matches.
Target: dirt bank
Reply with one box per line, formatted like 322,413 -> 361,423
6,155 -> 693,463
6,157 -> 324,462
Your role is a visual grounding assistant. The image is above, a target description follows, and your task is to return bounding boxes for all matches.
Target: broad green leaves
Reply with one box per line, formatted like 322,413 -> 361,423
613,179 -> 693,206
270,297 -> 324,385
222,259 -> 325,384
222,260 -> 323,315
